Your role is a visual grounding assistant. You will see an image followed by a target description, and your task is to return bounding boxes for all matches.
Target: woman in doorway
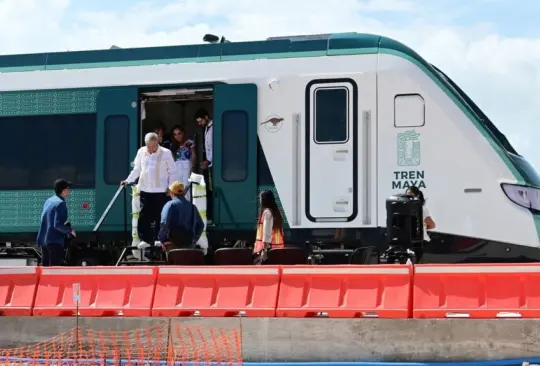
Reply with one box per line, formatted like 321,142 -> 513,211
253,190 -> 285,263
170,125 -> 196,198
405,186 -> 436,262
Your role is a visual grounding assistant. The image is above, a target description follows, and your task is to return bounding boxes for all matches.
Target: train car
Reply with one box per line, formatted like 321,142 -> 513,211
0,32 -> 539,265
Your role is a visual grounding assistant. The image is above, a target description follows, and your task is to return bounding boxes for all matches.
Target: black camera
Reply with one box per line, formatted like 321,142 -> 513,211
379,194 -> 423,264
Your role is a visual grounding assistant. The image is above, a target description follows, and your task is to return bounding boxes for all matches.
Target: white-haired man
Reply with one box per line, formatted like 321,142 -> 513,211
122,132 -> 176,245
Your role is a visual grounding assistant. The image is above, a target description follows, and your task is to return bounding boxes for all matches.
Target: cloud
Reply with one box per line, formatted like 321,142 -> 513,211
0,0 -> 539,172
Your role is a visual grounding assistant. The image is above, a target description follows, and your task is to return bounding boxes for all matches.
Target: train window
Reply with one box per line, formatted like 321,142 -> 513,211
314,87 -> 349,144
394,94 -> 425,128
221,110 -> 248,182
0,113 -> 96,190
104,115 -> 130,185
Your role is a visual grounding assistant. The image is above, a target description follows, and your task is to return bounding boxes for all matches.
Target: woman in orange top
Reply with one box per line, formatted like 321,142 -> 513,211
253,190 -> 284,262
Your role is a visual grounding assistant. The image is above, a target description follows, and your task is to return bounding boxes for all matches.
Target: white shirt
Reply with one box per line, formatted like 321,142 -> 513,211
204,121 -> 213,167
261,209 -> 273,243
423,205 -> 431,242
125,146 -> 176,193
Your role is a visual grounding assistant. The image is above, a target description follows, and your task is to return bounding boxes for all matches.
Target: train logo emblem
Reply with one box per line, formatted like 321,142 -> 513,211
397,130 -> 421,166
261,115 -> 284,133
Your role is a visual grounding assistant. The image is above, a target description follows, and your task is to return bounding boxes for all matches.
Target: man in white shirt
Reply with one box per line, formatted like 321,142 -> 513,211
122,132 -> 176,245
195,108 -> 213,221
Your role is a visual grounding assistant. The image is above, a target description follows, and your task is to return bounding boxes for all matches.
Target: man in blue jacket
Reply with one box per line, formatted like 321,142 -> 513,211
36,179 -> 76,266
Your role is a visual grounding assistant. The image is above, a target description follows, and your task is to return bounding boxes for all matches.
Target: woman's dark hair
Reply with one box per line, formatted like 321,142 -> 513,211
259,190 -> 283,230
406,186 -> 425,205
170,125 -> 185,158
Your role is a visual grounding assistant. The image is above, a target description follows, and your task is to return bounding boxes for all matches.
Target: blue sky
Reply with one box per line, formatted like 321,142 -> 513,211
1,0 -> 539,171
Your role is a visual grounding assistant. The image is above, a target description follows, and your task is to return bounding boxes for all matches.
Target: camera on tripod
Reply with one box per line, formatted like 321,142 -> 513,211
379,193 -> 424,264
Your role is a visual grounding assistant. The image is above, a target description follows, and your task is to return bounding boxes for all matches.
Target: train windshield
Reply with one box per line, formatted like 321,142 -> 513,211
430,64 -> 518,155
431,64 -> 540,187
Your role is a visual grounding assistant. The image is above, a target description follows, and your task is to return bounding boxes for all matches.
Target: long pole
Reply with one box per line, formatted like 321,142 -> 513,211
73,283 -> 80,366
76,301 -> 79,366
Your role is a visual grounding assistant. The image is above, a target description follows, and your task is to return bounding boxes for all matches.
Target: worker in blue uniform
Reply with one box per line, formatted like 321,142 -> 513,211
158,181 -> 204,250
36,179 -> 76,266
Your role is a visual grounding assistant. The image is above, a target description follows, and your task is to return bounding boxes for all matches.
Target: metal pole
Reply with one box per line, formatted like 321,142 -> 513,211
123,185 -> 128,246
73,283 -> 80,366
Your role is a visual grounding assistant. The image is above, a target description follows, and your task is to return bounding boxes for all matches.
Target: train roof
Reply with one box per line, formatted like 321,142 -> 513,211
0,32 -> 426,72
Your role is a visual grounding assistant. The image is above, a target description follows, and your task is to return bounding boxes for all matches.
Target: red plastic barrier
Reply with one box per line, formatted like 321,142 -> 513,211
152,266 -> 281,317
413,264 -> 540,318
33,266 -> 157,317
276,265 -> 413,318
0,266 -> 40,316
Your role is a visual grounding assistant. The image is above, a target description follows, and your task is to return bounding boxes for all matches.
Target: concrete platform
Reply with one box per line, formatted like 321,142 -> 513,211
0,317 -> 539,362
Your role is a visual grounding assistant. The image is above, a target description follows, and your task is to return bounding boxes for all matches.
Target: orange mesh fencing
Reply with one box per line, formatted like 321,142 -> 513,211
0,320 -> 242,365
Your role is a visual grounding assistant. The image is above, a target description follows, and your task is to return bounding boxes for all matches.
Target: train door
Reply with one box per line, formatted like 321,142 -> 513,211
213,83 -> 258,229
305,77 -> 375,225
95,87 -> 139,233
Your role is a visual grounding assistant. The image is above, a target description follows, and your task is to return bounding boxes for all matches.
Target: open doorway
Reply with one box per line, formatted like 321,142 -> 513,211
140,87 -> 213,177
138,83 -> 259,231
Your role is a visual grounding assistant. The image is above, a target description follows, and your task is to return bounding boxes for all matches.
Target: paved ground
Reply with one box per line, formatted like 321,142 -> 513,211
0,318 -> 539,362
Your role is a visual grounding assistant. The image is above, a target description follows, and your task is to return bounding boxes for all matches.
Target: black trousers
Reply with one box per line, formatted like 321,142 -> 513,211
42,243 -> 64,266
203,167 -> 213,220
139,191 -> 170,244
413,241 -> 429,263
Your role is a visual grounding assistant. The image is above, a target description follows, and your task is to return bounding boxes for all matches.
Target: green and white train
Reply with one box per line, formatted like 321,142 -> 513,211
0,32 -> 539,265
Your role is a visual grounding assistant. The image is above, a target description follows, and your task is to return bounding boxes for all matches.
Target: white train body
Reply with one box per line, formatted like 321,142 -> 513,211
0,33 -> 538,264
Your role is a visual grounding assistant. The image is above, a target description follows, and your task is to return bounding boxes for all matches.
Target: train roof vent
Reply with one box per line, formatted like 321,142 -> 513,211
266,34 -> 334,41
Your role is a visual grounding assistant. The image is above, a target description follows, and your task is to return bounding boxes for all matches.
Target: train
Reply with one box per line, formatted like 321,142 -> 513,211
0,32 -> 539,265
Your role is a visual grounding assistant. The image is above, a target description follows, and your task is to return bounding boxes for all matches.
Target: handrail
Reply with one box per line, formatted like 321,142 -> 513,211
93,182 -> 195,231
93,184 -> 130,233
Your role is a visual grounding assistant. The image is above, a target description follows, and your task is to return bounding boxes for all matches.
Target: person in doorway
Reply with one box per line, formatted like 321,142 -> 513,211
122,132 -> 176,245
405,186 -> 436,262
195,108 -> 213,222
36,179 -> 76,266
158,181 -> 204,251
170,125 -> 196,197
253,190 -> 285,263
155,122 -> 171,149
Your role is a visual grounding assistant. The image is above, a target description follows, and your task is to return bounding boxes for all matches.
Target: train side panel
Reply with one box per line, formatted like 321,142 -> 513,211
0,87 -> 140,241
0,89 -> 99,238
376,53 -> 539,247
252,56 -> 379,230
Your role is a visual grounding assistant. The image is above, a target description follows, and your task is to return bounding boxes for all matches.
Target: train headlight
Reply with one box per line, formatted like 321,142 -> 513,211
501,183 -> 540,212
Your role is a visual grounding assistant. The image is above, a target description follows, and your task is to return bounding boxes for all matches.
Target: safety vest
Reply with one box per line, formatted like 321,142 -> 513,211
253,210 -> 284,253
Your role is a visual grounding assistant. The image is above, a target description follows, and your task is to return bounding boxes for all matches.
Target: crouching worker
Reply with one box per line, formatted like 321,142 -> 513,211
158,181 -> 204,253
253,190 -> 284,264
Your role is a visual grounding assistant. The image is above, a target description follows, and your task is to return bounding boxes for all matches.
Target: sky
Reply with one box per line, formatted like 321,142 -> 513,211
1,0 -> 539,171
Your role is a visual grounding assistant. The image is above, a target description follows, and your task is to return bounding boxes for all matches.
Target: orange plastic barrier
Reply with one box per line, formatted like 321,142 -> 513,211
152,266 -> 281,317
33,266 -> 157,317
276,265 -> 413,318
413,264 -> 540,318
0,266 -> 40,316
